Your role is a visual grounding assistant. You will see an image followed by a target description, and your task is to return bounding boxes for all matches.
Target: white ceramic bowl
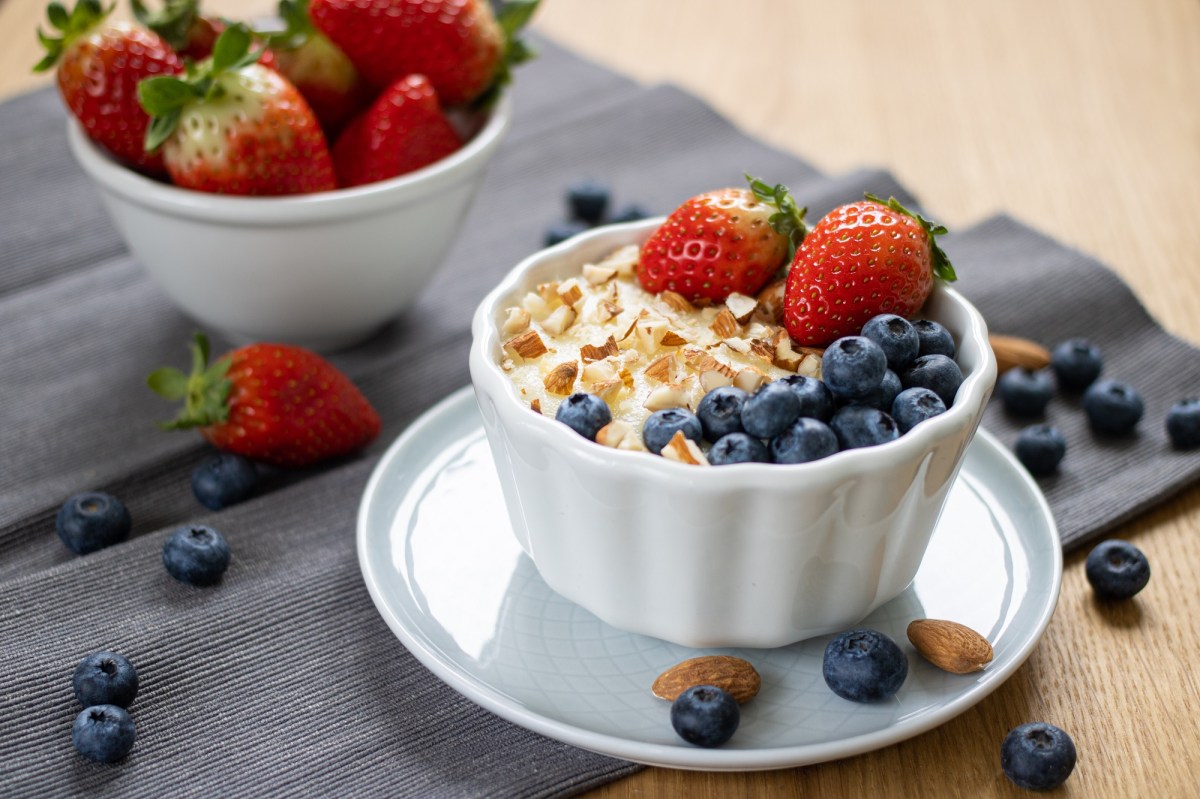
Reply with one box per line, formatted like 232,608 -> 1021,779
469,219 -> 997,649
67,94 -> 511,351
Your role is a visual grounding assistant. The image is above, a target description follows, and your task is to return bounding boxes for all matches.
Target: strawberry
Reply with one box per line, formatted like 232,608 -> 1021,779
636,176 -> 808,303
262,0 -> 373,137
131,0 -> 220,61
149,333 -> 381,467
333,74 -> 463,187
782,194 -> 958,347
309,0 -> 541,107
138,25 -> 336,195
34,0 -> 183,174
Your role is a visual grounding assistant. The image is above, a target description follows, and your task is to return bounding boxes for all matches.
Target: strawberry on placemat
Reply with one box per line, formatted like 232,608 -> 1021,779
783,194 -> 958,347
149,333 -> 381,468
137,24 -> 336,195
34,0 -> 183,174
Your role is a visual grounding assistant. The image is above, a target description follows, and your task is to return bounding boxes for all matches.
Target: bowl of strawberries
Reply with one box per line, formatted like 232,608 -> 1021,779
46,0 -> 537,350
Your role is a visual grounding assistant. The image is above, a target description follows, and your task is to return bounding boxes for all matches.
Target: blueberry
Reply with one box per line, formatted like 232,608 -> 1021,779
162,525 -> 231,586
891,387 -> 947,434
566,179 -> 610,224
610,204 -> 650,223
191,453 -> 259,511
1000,722 -> 1077,791
669,685 -> 740,748
1166,398 -> 1200,449
912,319 -> 955,358
1050,338 -> 1103,390
901,354 -> 964,407
72,652 -> 138,709
1082,379 -> 1143,434
696,386 -> 749,441
1014,425 -> 1067,476
708,432 -> 771,465
740,381 -> 801,439
55,492 -> 132,555
554,392 -> 612,440
643,408 -> 702,455
777,375 -> 835,422
72,705 -> 136,764
860,314 -> 919,372
1085,539 -> 1151,599
829,406 -> 899,450
848,369 -> 902,413
821,336 -> 888,400
822,629 -> 908,702
997,368 -> 1055,416
543,219 -> 589,247
770,418 -> 839,464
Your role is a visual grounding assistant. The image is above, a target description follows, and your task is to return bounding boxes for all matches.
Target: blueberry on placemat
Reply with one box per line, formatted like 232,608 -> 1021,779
708,432 -> 771,465
901,354 -> 964,408
72,705 -> 137,764
997,368 -> 1054,417
1050,338 -> 1103,390
162,525 -> 231,586
55,492 -> 132,555
1165,398 -> 1200,449
669,685 -> 740,748
544,219 -> 589,247
770,418 -> 839,464
777,375 -> 835,422
554,392 -> 612,441
192,453 -> 259,510
860,314 -> 919,372
1085,539 -> 1151,599
1014,424 -> 1067,476
696,386 -> 749,441
891,387 -> 946,434
829,405 -> 899,450
1082,379 -> 1144,434
610,204 -> 650,223
912,320 -> 955,358
642,408 -> 702,455
566,179 -> 610,224
741,381 -> 802,439
1000,722 -> 1077,791
822,629 -> 908,702
72,652 -> 138,709
821,336 -> 888,401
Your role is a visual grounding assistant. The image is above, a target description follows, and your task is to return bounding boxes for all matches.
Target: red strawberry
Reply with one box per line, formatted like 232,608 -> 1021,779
149,333 -> 381,467
782,194 -> 958,347
333,74 -> 463,187
34,0 -> 183,173
309,0 -> 540,107
138,25 -> 336,195
637,176 -> 808,303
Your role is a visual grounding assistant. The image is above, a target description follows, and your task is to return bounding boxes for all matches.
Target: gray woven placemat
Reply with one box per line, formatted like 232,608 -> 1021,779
1,33 -> 1197,799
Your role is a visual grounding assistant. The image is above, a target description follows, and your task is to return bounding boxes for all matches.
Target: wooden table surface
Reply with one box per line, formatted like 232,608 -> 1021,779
3,1 -> 1198,795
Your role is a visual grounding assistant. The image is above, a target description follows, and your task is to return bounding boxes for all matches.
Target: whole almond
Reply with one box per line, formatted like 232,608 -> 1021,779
990,334 -> 1051,375
652,655 -> 760,704
907,619 -> 994,674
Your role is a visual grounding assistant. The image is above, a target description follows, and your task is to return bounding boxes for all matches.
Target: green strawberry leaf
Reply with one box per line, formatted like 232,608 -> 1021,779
746,174 -> 808,260
211,23 -> 252,73
864,193 -> 958,282
47,3 -> 70,30
146,367 -> 189,400
144,108 -> 180,152
132,0 -> 199,54
259,0 -> 315,50
497,0 -> 540,39
138,75 -> 195,115
471,0 -> 542,111
32,0 -> 112,72
152,332 -> 234,431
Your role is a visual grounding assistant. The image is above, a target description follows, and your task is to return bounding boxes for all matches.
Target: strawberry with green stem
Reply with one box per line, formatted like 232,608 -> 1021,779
149,333 -> 381,467
138,24 -> 336,195
131,0 -> 220,61
34,0 -> 183,173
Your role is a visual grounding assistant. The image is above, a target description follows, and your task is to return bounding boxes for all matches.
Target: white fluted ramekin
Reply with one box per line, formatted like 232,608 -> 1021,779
469,219 -> 996,648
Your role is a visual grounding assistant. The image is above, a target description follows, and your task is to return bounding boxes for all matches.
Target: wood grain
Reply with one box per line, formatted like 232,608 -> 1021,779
3,1 -> 1198,796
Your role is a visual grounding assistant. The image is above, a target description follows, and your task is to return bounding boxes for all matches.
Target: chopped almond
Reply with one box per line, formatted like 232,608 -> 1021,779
660,330 -> 689,347
756,279 -> 786,324
597,299 -> 624,323
658,290 -> 694,314
725,292 -> 758,324
543,361 -> 579,395
644,353 -> 676,383
699,369 -> 734,392
722,337 -> 751,354
661,430 -> 710,466
530,398 -> 542,414
580,335 -> 620,363
557,281 -> 584,307
644,384 -> 690,412
506,329 -> 547,359
501,307 -> 532,335
596,420 -> 647,451
598,244 -> 639,278
581,358 -> 618,385
541,305 -> 577,336
749,338 -> 776,362
710,308 -> 741,339
734,367 -> 767,393
583,263 -> 618,285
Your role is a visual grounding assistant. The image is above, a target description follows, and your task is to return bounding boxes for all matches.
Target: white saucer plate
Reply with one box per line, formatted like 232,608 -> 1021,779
357,387 -> 1062,771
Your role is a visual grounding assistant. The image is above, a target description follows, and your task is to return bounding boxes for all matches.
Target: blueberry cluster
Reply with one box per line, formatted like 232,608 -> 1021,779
543,180 -> 651,246
70,652 -> 140,763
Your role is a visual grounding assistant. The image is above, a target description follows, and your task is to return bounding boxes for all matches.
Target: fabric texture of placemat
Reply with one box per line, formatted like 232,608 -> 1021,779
1,32 -> 1197,799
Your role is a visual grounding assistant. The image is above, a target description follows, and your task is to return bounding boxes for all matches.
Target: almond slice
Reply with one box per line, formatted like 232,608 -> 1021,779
725,293 -> 758,324
907,619 -> 994,674
501,307 -> 532,335
990,334 -> 1051,374
709,308 -> 741,339
580,335 -> 620,363
597,299 -> 624,323
541,305 -> 577,336
734,367 -> 767,393
652,656 -> 761,704
644,353 -> 676,383
505,329 -> 547,359
583,263 -> 618,285
591,378 -> 623,399
660,330 -> 689,347
722,336 -> 751,354
749,338 -> 775,362
681,348 -> 738,379
644,384 -> 689,412
699,369 -> 735,393
543,361 -> 578,395
661,430 -> 709,465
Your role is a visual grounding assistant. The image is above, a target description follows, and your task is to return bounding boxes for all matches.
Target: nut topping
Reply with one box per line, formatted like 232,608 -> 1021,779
543,361 -> 578,395
658,290 -> 694,314
583,263 -> 618,285
709,308 -> 741,339
725,292 -> 758,324
660,430 -> 709,465
541,305 -> 577,336
580,335 -> 620,363
505,329 -> 547,359
501,307 -> 532,335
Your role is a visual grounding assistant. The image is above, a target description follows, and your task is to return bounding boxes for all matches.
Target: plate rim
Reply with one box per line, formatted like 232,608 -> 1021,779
357,385 -> 1063,771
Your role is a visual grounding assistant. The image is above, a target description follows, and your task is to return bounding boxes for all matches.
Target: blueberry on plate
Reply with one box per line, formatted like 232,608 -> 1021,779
1165,397 -> 1200,449
669,685 -> 740,748
55,492 -> 132,555
543,219 -> 589,247
1000,722 -> 1077,791
829,406 -> 899,450
708,432 -> 771,465
770,418 -> 839,464
1014,425 -> 1067,476
643,408 -> 703,455
822,629 -> 908,702
1085,539 -> 1151,599
777,375 -> 835,422
1050,338 -> 1103,390
741,381 -> 801,439
162,525 -> 231,586
901,354 -> 963,407
997,368 -> 1055,416
72,705 -> 136,764
848,369 -> 902,414
912,319 -> 955,358
1082,379 -> 1143,434
566,179 -> 610,224
72,652 -> 138,709
696,386 -> 749,441
554,392 -> 612,440
821,336 -> 888,400
191,453 -> 259,511
860,314 -> 919,372
610,204 -> 650,223
891,387 -> 947,434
